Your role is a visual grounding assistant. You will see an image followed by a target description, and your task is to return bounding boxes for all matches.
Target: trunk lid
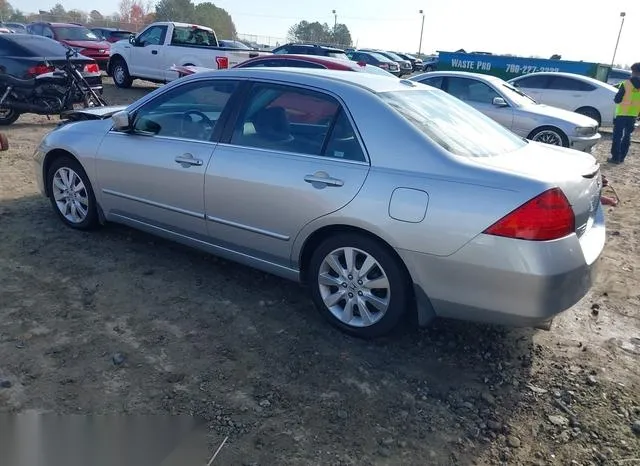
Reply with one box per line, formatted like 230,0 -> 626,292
473,141 -> 602,237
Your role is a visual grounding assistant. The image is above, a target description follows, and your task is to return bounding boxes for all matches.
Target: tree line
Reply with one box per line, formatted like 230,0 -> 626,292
287,20 -> 353,48
0,0 -> 237,40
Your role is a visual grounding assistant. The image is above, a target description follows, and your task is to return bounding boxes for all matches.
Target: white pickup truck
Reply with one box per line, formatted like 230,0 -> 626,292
107,21 -> 270,88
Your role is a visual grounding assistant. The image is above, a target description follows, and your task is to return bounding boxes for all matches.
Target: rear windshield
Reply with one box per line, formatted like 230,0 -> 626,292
110,31 -> 132,41
378,88 -> 527,157
6,35 -> 69,56
171,26 -> 218,46
55,26 -> 100,41
368,52 -> 392,62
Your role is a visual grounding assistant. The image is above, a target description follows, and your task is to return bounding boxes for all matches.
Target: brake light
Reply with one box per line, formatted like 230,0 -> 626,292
482,188 -> 575,241
26,64 -> 55,77
216,56 -> 229,69
84,63 -> 100,73
357,60 -> 366,67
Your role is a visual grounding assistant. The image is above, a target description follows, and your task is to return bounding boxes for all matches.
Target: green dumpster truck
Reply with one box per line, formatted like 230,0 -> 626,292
435,51 -> 611,82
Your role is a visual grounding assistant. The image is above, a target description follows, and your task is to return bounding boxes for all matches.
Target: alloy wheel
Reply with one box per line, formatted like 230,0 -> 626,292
52,167 -> 89,224
317,247 -> 391,327
533,130 -> 563,146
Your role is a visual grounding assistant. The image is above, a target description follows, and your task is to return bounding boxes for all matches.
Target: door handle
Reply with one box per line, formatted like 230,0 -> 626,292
151,50 -> 158,55
175,154 -> 203,167
304,172 -> 344,187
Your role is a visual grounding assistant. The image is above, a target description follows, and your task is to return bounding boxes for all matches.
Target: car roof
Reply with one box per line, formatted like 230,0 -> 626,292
93,27 -> 132,32
280,43 -> 345,52
415,70 -> 506,83
509,71 -> 606,85
180,67 -> 414,94
239,54 -> 356,69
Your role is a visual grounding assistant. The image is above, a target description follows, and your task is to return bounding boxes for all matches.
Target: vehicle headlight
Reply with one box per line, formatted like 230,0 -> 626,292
575,126 -> 596,137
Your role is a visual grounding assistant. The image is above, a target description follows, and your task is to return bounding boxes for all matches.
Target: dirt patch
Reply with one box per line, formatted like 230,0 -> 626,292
1,79 -> 639,465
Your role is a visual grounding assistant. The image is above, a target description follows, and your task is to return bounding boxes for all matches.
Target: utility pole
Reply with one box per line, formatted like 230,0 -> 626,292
418,10 -> 425,56
610,12 -> 626,68
332,10 -> 337,32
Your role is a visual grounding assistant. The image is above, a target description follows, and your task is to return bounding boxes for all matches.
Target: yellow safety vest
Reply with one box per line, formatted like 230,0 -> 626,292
615,79 -> 640,117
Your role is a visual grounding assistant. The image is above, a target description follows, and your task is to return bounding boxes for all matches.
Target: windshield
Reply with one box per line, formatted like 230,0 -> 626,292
171,26 -> 218,46
500,82 -> 537,105
378,89 -> 527,157
369,52 -> 392,63
54,27 -> 100,41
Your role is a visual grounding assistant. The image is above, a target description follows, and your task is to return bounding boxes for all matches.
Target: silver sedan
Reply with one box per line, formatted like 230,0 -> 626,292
410,71 -> 601,152
33,68 -> 606,338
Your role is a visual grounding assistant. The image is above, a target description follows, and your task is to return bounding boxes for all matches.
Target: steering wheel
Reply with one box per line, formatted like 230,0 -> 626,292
180,110 -> 214,140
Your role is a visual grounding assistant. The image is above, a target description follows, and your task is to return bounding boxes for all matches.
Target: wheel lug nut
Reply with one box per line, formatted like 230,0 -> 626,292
358,291 -> 363,296
342,282 -> 347,287
357,280 -> 363,285
348,292 -> 353,298
348,274 -> 353,280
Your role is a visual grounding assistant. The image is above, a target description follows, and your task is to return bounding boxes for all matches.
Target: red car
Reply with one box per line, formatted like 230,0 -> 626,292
170,54 -> 397,78
26,22 -> 111,69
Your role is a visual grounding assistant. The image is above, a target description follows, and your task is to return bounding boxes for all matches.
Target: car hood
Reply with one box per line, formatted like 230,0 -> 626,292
519,103 -> 599,127
60,105 -> 127,122
63,40 -> 111,50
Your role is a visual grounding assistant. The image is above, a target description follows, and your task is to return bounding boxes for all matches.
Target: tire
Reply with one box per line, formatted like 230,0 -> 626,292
528,126 -> 569,147
423,65 -> 433,72
0,109 -> 20,126
111,58 -> 133,88
575,107 -> 601,126
307,233 -> 412,339
46,156 -> 99,230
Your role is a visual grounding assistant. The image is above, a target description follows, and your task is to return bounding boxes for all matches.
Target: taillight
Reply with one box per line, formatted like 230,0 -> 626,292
84,63 -> 100,73
26,64 -> 55,77
216,56 -> 229,69
482,188 -> 575,241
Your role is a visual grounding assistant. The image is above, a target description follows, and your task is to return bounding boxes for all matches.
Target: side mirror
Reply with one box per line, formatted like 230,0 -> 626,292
111,110 -> 131,131
492,97 -> 508,107
129,34 -> 137,46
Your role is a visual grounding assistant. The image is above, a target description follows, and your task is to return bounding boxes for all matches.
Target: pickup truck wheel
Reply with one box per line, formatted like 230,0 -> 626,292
112,59 -> 133,89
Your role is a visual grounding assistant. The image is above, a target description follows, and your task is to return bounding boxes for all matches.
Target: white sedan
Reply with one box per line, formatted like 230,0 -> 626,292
508,72 -> 618,126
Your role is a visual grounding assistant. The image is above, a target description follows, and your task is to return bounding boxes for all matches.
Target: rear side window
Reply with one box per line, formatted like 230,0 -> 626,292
547,76 -> 595,91
512,75 -> 551,89
273,46 -> 289,54
285,59 -> 325,69
231,83 -> 366,161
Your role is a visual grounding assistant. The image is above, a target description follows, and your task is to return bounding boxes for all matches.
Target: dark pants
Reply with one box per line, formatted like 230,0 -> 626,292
611,116 -> 637,162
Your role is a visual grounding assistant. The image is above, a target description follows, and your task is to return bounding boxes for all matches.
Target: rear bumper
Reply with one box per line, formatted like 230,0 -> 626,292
398,204 -> 606,328
570,133 -> 602,152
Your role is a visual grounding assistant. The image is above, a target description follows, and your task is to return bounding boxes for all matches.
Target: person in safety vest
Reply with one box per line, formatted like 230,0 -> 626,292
610,62 -> 640,164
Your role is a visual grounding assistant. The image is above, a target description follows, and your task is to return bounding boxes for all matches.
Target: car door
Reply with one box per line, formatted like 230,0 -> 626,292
204,82 -> 370,268
444,76 -> 514,129
95,79 -> 240,238
130,25 -> 167,79
542,75 -> 596,111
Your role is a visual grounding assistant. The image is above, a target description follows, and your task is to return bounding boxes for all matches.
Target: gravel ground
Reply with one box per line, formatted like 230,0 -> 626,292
0,79 -> 639,465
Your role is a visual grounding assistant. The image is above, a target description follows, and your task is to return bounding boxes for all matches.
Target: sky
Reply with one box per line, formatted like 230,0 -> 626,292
18,0 -> 640,67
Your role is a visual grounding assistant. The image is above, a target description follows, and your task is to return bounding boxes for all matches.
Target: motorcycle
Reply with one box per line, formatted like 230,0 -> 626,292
0,48 -> 109,126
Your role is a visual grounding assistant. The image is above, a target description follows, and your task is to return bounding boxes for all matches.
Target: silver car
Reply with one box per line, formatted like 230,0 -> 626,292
410,71 -> 601,152
33,68 -> 606,338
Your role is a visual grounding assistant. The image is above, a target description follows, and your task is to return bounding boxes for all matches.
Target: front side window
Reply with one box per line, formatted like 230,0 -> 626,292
446,77 -> 500,104
131,80 -> 238,142
379,88 -> 527,157
418,76 -> 443,89
230,83 -> 365,161
273,46 -> 289,54
511,75 -> 550,89
137,26 -> 167,47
